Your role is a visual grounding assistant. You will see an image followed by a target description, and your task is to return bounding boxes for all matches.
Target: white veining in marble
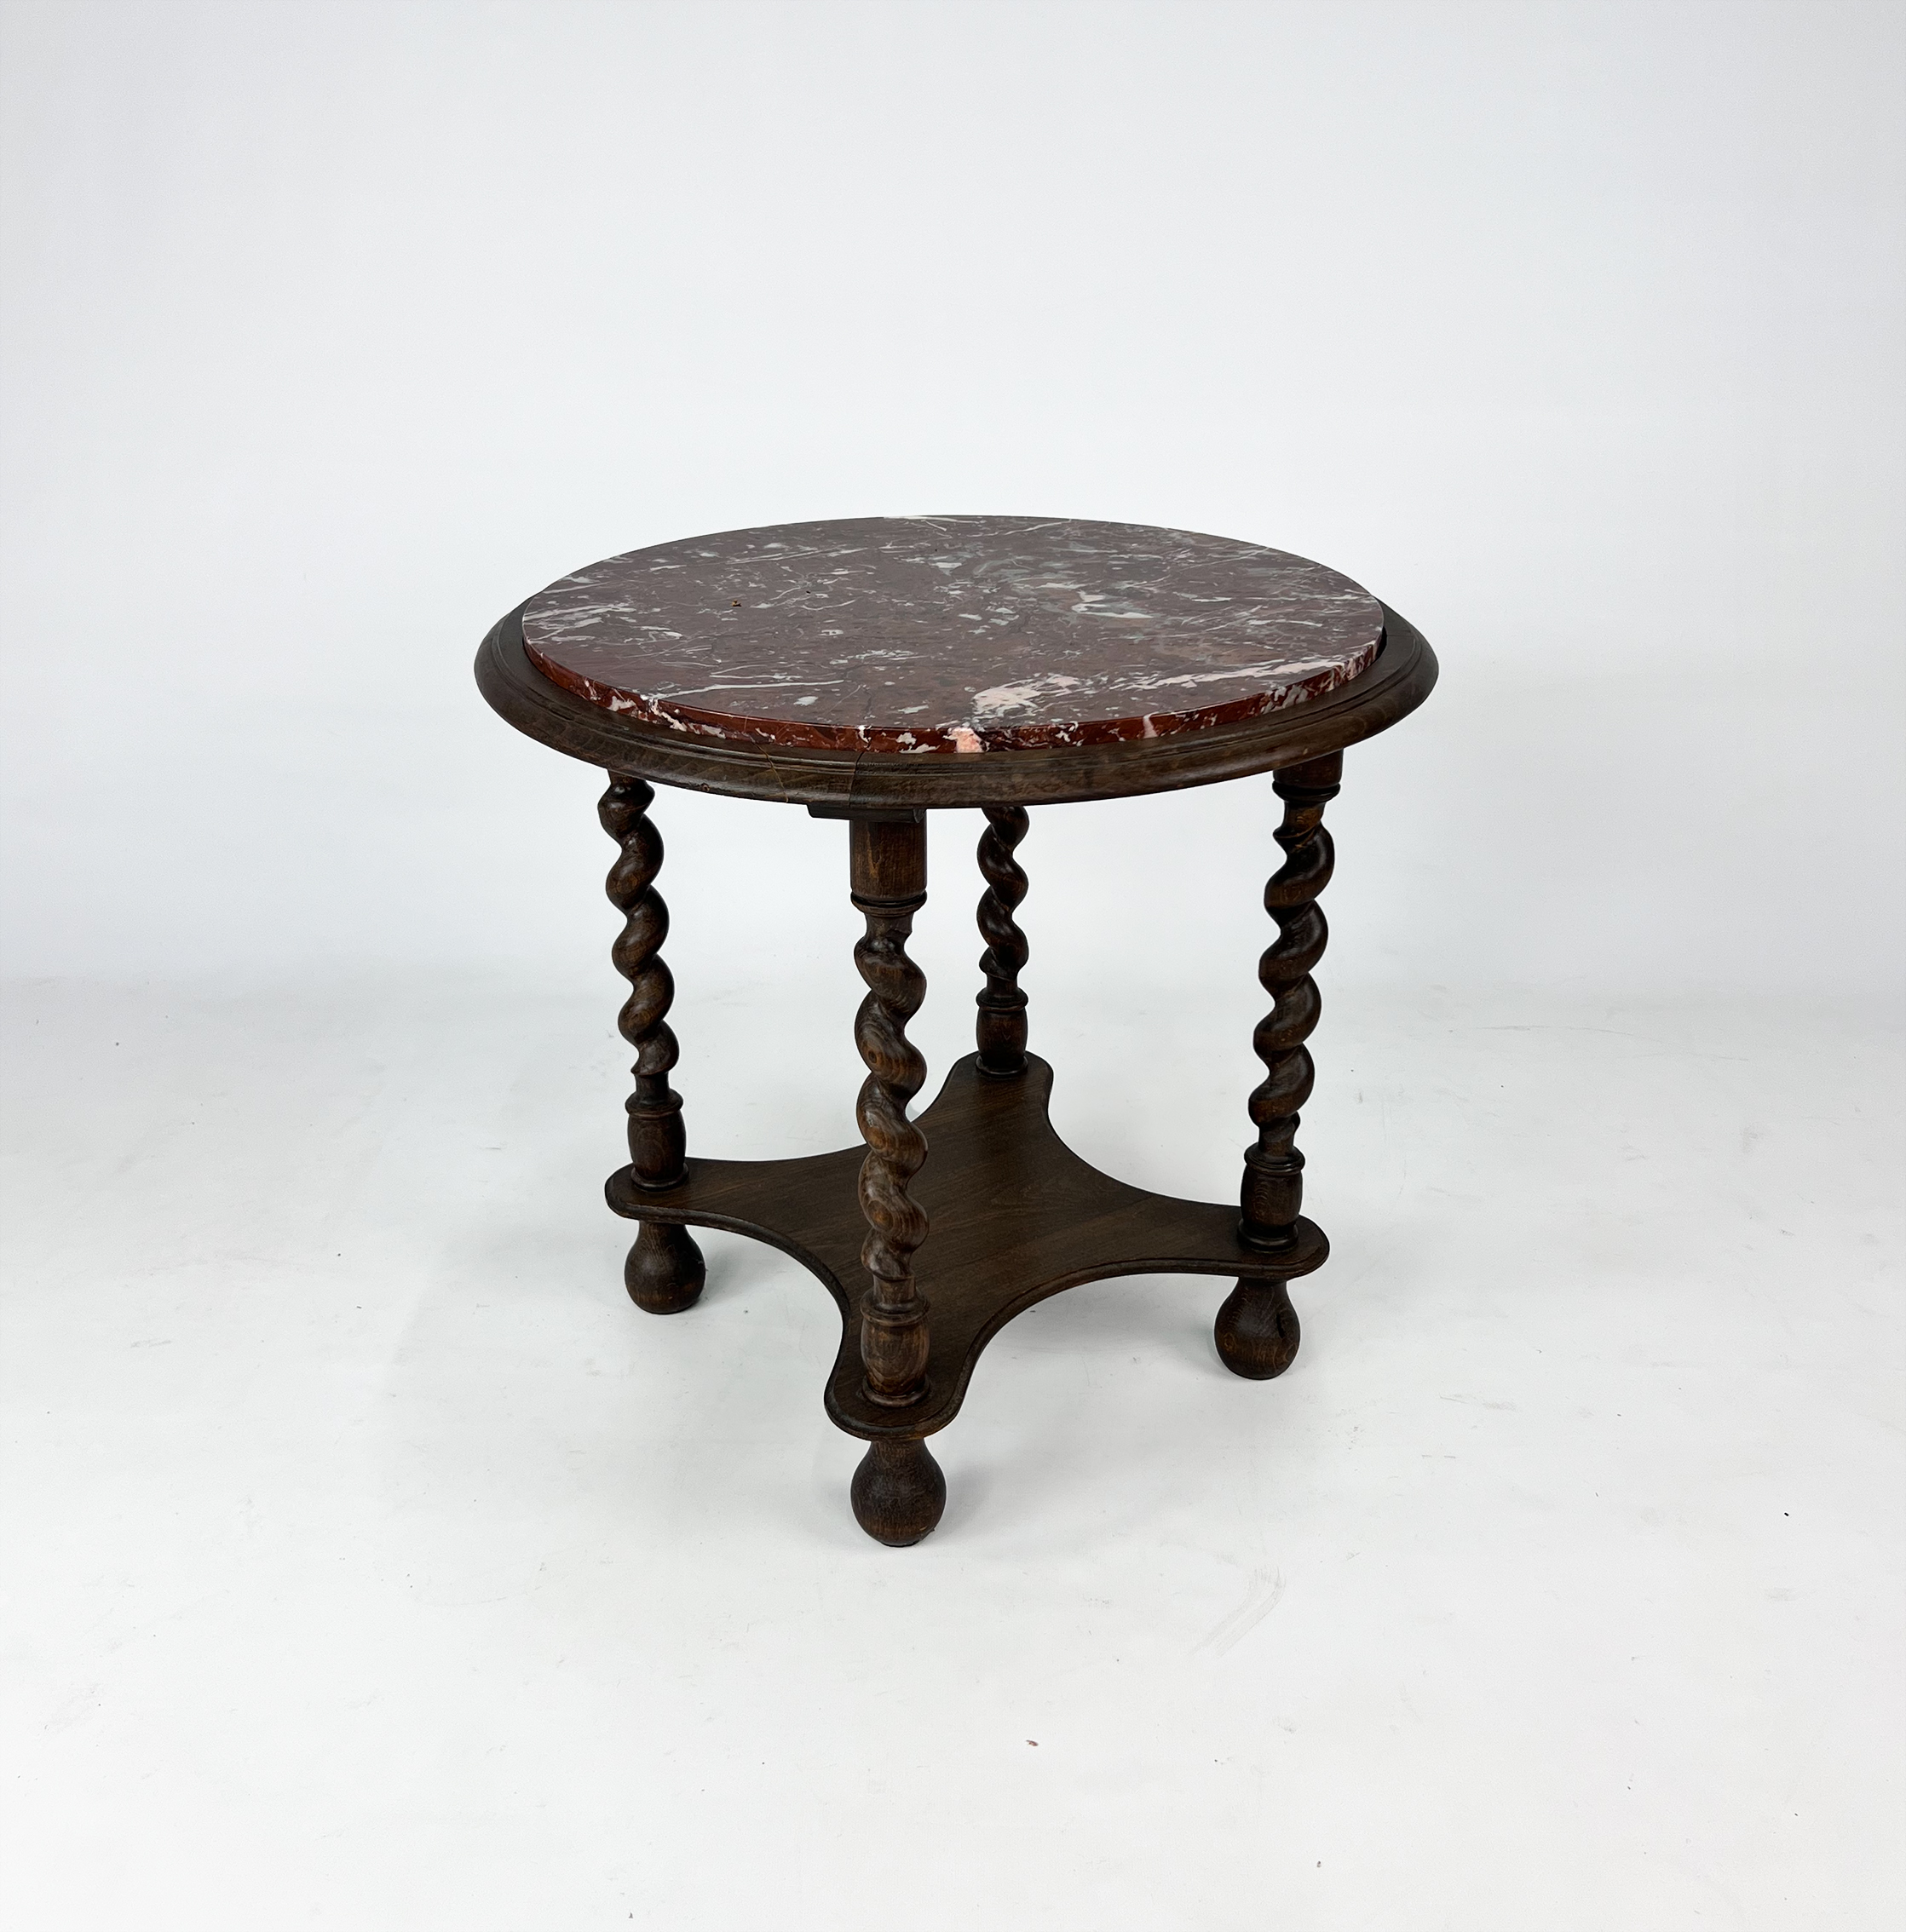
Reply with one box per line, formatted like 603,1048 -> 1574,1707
521,516 -> 1384,754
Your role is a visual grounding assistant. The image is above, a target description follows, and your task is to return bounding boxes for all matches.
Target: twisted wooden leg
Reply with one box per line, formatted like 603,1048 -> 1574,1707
849,817 -> 933,1408
845,815 -> 943,1542
601,772 -> 705,1314
1220,751 -> 1341,1378
975,805 -> 1030,1075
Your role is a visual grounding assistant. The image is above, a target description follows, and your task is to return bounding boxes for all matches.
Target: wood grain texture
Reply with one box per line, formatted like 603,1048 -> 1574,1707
850,1438 -> 947,1547
605,1053 -> 1327,1440
847,816 -> 933,1407
975,806 -> 1030,1074
477,601 -> 1437,811
600,773 -> 704,1313
1239,753 -> 1342,1251
1214,1278 -> 1303,1380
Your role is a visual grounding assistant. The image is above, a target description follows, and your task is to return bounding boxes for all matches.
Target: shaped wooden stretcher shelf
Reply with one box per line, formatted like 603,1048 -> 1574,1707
607,1052 -> 1327,1440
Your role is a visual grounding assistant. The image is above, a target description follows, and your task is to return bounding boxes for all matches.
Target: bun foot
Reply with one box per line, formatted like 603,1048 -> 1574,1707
1215,1278 -> 1301,1379
850,1438 -> 947,1546
624,1221 -> 705,1314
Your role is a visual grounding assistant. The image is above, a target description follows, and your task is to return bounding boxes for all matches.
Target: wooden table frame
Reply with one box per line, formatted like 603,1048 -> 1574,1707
477,603 -> 1437,1544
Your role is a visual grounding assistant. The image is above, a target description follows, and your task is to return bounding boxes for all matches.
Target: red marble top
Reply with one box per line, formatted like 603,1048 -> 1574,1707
521,516 -> 1384,756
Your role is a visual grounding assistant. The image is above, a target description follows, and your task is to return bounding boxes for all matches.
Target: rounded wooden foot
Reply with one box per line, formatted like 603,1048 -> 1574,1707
624,1221 -> 705,1314
1215,1278 -> 1301,1379
850,1438 -> 947,1546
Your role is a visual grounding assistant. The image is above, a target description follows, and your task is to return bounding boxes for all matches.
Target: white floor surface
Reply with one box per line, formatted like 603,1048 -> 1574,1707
3,973 -> 1901,1929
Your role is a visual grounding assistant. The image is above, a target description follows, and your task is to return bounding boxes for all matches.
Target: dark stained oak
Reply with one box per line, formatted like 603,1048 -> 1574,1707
850,1439 -> 947,1548
1239,752 -> 1342,1252
600,773 -> 704,1314
1216,751 -> 1343,1379
476,516 -> 1436,1544
848,818 -> 934,1408
605,1054 -> 1327,1441
1214,1278 -> 1304,1381
975,807 -> 1030,1074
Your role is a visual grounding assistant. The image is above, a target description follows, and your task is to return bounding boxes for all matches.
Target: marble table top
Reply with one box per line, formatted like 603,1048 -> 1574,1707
521,517 -> 1384,756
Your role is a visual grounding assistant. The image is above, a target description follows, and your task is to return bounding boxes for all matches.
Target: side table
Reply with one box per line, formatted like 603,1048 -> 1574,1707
475,516 -> 1437,1544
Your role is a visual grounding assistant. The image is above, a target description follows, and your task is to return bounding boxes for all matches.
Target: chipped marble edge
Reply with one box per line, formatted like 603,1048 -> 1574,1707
522,637 -> 1381,755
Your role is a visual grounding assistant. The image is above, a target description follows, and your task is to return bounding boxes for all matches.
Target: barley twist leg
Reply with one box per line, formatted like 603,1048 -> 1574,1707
975,805 -> 1030,1074
601,772 -> 705,1314
1218,751 -> 1342,1378
844,816 -> 943,1544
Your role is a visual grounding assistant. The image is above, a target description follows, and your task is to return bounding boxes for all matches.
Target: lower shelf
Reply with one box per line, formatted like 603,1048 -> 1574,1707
607,1052 -> 1326,1439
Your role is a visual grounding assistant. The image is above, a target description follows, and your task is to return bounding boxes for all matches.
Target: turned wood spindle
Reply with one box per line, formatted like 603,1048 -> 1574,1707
849,817 -> 933,1407
975,805 -> 1030,1075
601,772 -> 705,1314
1239,751 -> 1341,1249
1218,752 -> 1341,1378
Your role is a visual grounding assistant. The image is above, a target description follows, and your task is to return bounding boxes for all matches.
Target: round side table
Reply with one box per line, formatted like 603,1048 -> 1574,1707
475,516 -> 1437,1544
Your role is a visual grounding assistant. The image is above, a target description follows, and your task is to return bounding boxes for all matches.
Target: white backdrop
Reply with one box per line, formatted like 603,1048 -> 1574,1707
3,4 -> 1902,1929
3,0 -> 1900,995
